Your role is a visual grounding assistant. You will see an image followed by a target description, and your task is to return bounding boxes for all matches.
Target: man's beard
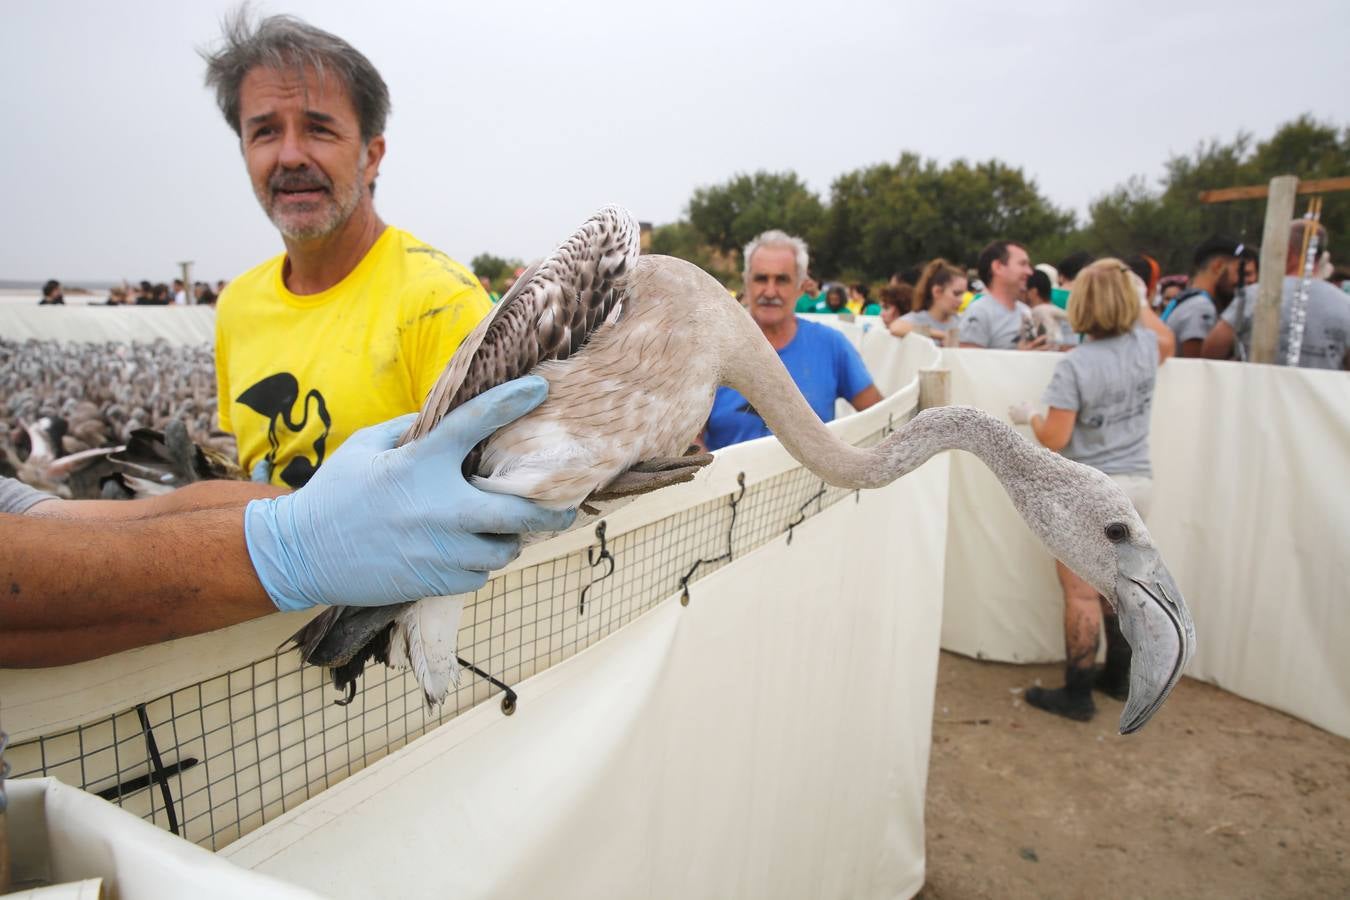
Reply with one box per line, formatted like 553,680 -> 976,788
257,164 -> 363,241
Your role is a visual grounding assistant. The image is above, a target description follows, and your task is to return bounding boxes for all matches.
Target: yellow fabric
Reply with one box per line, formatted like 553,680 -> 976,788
215,227 -> 490,487
958,290 -> 975,312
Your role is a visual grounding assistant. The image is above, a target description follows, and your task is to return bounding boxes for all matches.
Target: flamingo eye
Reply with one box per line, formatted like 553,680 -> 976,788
1105,522 -> 1129,543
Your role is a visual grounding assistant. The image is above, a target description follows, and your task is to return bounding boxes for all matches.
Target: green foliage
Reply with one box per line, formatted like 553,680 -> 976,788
1078,115 -> 1350,273
647,220 -> 737,284
687,171 -> 826,259
814,153 -> 1074,279
469,253 -> 522,282
646,115 -> 1348,284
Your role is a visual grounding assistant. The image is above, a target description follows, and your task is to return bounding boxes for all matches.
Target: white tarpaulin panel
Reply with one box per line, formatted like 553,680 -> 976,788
939,349 -> 1350,738
221,462 -> 950,899
5,778 -> 319,899
940,349 -> 1066,662
1148,360 -> 1350,738
1,306 -> 215,345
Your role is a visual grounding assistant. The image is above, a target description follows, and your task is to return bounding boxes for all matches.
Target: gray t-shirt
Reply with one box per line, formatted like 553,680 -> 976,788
1222,277 -> 1350,370
1,477 -> 54,514
961,296 -> 1030,350
1165,290 -> 1217,346
901,309 -> 960,343
1042,324 -> 1159,476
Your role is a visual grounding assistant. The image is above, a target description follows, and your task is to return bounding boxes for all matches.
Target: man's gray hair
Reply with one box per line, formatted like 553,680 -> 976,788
743,230 -> 810,289
201,8 -> 391,143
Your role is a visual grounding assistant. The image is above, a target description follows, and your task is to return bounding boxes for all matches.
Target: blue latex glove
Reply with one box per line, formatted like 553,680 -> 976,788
244,376 -> 575,612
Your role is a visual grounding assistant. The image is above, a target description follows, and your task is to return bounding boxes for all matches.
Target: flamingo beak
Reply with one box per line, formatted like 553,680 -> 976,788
1113,542 -> 1195,734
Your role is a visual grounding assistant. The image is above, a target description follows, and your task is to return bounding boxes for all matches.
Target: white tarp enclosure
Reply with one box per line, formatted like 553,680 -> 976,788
937,348 -> 1350,739
1,305 -> 216,345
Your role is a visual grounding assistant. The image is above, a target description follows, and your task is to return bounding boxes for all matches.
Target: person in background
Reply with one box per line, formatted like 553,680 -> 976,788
1125,253 -> 1161,306
1203,220 -> 1350,369
813,283 -> 851,315
703,229 -> 881,450
478,274 -> 501,303
1026,268 -> 1075,348
105,285 -> 129,305
961,241 -> 1048,350
39,279 -> 65,305
194,281 -> 218,305
849,283 -> 879,315
172,278 -> 188,305
216,279 -> 229,295
1237,245 -> 1259,292
151,283 -> 172,304
794,273 -> 823,312
1056,251 -> 1094,290
1163,236 -> 1241,357
1009,259 -> 1175,722
878,283 -> 914,328
1156,274 -> 1186,312
888,258 -> 965,344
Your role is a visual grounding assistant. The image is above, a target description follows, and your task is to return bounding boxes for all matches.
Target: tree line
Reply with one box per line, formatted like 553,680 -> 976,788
645,114 -> 1348,285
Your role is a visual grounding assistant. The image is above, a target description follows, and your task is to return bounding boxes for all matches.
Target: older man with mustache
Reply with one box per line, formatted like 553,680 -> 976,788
205,12 -> 492,488
703,230 -> 881,450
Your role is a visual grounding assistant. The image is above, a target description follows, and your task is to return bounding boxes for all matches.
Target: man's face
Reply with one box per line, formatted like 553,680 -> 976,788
746,245 -> 799,331
1213,256 -> 1239,302
237,65 -> 385,242
801,275 -> 819,296
994,244 -> 1032,294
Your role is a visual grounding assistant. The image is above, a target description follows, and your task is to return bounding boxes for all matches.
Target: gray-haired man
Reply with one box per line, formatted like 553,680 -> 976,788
703,230 -> 881,450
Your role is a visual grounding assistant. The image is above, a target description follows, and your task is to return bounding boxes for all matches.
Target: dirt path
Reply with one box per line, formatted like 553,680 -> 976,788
919,652 -> 1350,899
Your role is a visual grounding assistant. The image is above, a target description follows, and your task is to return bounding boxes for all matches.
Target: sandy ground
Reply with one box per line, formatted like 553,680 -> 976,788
919,652 -> 1350,899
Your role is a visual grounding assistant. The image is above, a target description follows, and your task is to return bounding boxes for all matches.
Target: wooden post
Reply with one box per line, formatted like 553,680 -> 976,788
1251,176 -> 1298,364
178,260 -> 194,306
918,368 -> 951,411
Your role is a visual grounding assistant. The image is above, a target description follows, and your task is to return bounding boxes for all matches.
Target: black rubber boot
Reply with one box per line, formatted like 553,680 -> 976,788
1026,665 -> 1096,722
1094,611 -> 1132,701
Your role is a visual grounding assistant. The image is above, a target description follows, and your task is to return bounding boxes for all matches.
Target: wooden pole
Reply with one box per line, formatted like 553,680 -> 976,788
1251,176 -> 1298,364
918,368 -> 951,411
178,261 -> 194,306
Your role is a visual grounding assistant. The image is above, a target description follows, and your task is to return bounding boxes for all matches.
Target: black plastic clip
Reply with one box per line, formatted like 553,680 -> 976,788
679,472 -> 746,606
883,412 -> 895,437
578,520 -> 615,615
786,480 -> 828,546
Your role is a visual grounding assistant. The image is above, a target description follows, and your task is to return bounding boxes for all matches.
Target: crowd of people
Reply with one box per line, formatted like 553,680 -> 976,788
778,229 -> 1350,371
36,278 -> 229,306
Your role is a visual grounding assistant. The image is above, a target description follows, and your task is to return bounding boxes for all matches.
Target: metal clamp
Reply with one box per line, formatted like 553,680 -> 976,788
578,520 -> 615,615
680,472 -> 746,606
456,657 -> 519,716
785,480 -> 827,546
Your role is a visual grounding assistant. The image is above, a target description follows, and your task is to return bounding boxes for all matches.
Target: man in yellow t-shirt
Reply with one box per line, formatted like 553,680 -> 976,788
204,14 -> 491,487
216,231 -> 489,486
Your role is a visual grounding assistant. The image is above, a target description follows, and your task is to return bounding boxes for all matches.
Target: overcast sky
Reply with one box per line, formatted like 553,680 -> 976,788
3,0 -> 1348,283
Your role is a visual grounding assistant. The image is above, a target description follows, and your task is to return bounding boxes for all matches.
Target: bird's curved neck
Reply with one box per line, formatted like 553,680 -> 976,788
718,310 -> 1042,491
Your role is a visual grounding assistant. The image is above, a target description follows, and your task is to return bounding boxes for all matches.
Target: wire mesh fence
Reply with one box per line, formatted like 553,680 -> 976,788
7,419 -> 901,851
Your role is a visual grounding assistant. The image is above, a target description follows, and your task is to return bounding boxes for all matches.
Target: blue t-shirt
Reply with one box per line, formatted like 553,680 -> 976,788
705,317 -> 874,450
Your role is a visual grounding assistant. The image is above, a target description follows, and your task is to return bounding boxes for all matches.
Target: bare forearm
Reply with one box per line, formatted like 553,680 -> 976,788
29,480 -> 286,521
1139,304 -> 1176,361
0,508 -> 275,666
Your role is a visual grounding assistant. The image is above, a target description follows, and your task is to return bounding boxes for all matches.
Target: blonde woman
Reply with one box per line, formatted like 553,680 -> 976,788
888,258 -> 966,344
1009,259 -> 1175,722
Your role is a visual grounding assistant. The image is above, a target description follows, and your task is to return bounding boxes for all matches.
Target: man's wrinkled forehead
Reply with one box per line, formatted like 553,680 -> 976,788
238,63 -> 355,123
